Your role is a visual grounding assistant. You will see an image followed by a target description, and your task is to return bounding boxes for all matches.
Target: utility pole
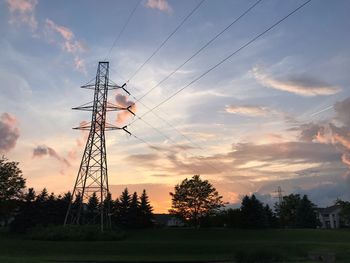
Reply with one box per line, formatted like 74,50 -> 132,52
64,62 -> 132,231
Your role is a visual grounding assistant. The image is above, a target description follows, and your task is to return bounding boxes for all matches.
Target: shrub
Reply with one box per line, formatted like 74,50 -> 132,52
27,225 -> 126,241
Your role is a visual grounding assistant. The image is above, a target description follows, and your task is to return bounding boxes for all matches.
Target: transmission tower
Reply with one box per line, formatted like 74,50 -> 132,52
64,61 -> 132,231
274,186 -> 284,205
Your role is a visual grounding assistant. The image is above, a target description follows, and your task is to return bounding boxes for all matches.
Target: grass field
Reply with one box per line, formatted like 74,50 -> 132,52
1,228 -> 350,262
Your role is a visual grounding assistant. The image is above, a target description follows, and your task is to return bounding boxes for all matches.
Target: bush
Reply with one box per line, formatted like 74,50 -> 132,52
235,250 -> 284,263
27,225 -> 126,241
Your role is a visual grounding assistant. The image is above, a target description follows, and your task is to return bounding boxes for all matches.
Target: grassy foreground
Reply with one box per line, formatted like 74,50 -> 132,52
1,228 -> 350,262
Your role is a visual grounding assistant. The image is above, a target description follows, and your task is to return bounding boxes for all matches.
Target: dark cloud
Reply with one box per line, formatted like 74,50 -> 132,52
253,67 -> 340,96
334,97 -> 350,126
33,145 -> 70,167
299,123 -> 323,142
0,112 -> 20,152
230,141 -> 341,166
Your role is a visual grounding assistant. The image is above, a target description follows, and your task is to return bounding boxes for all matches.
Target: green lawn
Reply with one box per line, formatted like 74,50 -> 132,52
1,228 -> 350,262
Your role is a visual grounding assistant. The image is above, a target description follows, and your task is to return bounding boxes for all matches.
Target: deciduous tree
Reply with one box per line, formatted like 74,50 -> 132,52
169,175 -> 223,227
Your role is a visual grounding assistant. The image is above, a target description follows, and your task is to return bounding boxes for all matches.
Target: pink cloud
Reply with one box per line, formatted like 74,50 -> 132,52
0,112 -> 20,152
145,0 -> 172,14
45,19 -> 87,72
6,0 -> 38,30
115,94 -> 137,125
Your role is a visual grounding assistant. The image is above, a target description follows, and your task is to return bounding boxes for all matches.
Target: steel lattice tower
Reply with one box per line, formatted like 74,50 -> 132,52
64,61 -> 132,231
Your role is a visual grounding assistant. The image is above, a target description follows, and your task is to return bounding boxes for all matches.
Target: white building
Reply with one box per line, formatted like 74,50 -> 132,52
317,205 -> 341,229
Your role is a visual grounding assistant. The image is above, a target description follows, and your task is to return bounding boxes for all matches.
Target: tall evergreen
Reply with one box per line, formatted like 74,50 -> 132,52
296,195 -> 319,228
139,189 -> 153,227
119,188 -> 131,225
240,195 -> 268,228
129,192 -> 140,227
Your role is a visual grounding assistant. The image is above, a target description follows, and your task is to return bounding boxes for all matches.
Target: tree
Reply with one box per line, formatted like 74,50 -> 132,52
275,194 -> 301,228
296,195 -> 319,228
119,188 -> 131,226
0,157 -> 26,225
139,189 -> 153,227
240,195 -> 268,228
275,193 -> 318,228
336,199 -> 350,226
129,192 -> 139,227
169,175 -> 223,227
87,192 -> 99,224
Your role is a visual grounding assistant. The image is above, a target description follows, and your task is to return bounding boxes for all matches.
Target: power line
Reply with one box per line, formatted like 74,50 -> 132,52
132,112 -> 223,174
105,0 -> 141,60
128,125 -> 223,174
129,0 -> 312,124
127,0 -> 206,82
117,0 -> 264,150
136,0 -> 263,103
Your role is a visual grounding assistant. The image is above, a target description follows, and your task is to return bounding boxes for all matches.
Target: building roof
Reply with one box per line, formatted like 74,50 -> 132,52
317,205 -> 341,214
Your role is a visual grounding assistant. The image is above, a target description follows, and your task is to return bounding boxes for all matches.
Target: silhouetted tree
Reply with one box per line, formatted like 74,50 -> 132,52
336,199 -> 350,226
226,208 -> 242,228
169,175 -> 223,227
264,204 -> 278,227
275,194 -> 318,228
296,195 -> 319,228
240,195 -> 269,228
0,157 -> 26,225
275,194 -> 300,228
119,188 -> 131,225
87,192 -> 99,224
129,192 -> 139,227
139,189 -> 153,227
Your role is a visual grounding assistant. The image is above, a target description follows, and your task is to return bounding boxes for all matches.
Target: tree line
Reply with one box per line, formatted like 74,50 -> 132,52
0,157 -> 153,232
2,156 -> 350,231
169,175 -> 321,228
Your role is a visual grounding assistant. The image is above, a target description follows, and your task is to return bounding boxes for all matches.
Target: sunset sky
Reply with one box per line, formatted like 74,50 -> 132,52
1,0 -> 350,212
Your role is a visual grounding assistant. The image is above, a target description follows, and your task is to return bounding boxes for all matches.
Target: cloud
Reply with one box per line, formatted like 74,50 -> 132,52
0,112 -> 20,152
225,105 -> 274,117
33,145 -> 71,167
6,0 -> 38,30
145,0 -> 173,14
334,97 -> 350,126
298,97 -> 350,170
45,19 -> 87,72
115,94 -> 137,125
252,67 -> 340,96
230,142 -> 340,167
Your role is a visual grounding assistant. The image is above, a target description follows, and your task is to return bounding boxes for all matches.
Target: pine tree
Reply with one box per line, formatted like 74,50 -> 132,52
36,188 -> 48,203
296,195 -> 319,228
119,188 -> 131,226
240,195 -> 267,228
129,192 -> 140,227
139,189 -> 153,227
87,192 -> 99,224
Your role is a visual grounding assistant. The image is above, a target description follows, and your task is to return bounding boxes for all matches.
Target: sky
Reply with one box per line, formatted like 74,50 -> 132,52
1,0 -> 350,213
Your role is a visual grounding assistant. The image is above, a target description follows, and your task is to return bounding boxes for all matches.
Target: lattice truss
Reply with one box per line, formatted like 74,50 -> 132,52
64,62 -> 132,230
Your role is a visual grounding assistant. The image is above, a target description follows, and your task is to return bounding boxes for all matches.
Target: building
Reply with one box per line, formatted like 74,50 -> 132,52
317,205 -> 341,229
153,214 -> 185,227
